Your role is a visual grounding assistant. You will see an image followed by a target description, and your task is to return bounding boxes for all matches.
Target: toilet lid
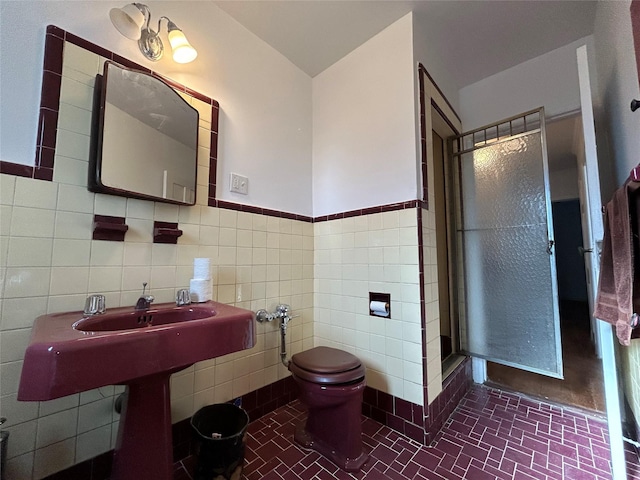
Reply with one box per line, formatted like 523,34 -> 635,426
290,346 -> 365,384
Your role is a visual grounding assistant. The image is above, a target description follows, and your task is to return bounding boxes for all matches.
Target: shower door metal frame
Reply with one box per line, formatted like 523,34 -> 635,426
452,108 -> 563,379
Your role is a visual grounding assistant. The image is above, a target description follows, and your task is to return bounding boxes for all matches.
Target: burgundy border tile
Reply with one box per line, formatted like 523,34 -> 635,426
65,31 -> 113,60
34,167 -> 54,181
43,33 -> 64,74
40,71 -> 62,111
0,161 -> 33,178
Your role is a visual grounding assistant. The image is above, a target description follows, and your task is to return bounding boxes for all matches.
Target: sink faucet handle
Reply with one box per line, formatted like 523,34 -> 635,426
176,288 -> 191,306
84,294 -> 106,315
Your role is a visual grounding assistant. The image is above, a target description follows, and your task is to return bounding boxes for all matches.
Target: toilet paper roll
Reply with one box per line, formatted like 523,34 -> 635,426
193,258 -> 211,280
190,278 -> 212,303
370,301 -> 390,317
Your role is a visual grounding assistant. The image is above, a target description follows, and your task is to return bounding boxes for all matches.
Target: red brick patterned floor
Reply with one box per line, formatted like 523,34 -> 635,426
175,385 -> 640,479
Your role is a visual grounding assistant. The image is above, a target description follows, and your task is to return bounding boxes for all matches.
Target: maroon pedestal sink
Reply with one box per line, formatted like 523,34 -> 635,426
18,301 -> 255,480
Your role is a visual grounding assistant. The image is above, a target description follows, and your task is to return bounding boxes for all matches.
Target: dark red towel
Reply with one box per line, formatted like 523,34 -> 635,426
594,185 -> 635,345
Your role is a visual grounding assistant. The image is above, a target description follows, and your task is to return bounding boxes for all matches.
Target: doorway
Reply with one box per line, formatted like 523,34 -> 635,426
431,106 -> 463,377
485,113 -> 605,412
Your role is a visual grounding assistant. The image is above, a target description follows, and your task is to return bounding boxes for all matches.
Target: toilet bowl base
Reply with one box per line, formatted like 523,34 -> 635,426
294,424 -> 369,472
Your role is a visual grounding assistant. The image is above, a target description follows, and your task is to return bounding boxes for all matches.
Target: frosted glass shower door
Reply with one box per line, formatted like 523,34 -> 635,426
456,119 -> 563,378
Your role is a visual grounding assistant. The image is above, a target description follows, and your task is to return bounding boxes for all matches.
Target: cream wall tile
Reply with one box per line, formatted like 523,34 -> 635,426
77,398 -> 113,434
94,194 -> 126,217
1,296 -> 47,330
47,294 -> 88,314
0,393 -> 39,426
123,243 -> 152,266
151,266 -> 176,289
5,452 -> 34,479
52,239 -> 91,266
126,198 -> 154,220
39,394 -> 80,417
56,129 -> 90,161
0,174 -> 16,205
403,381 -> 423,405
194,366 -> 215,392
62,64 -> 96,87
196,184 -> 208,206
154,203 -> 179,222
5,419 -> 36,459
49,267 -> 89,295
33,438 -> 75,479
13,177 -> 58,209
198,126 -> 211,149
171,395 -> 194,423
0,360 -> 22,396
60,77 -> 94,110
75,425 -> 111,464
3,267 -> 51,298
191,99 -> 212,124
179,205 -> 201,225
237,212 -> 253,231
10,207 -> 55,237
219,209 -> 237,228
90,241 -> 124,266
54,211 -> 92,239
36,408 -> 78,448
58,102 -> 93,136
124,218 -> 153,243
152,244 -> 177,266
88,267 -> 122,293
201,207 -> 219,226
57,185 -> 94,214
121,266 -> 151,291
200,225 -> 219,246
63,42 -> 100,75
179,223 -> 200,245
53,156 -> 90,187
7,237 -> 52,267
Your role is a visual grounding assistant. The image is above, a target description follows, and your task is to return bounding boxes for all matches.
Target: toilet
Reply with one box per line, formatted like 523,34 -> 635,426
289,346 -> 369,472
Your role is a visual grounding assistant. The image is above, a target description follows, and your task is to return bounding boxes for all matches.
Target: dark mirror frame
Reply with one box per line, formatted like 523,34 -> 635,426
89,61 -> 199,205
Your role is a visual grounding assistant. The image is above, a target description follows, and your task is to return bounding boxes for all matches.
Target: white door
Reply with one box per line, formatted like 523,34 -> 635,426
576,44 -> 627,480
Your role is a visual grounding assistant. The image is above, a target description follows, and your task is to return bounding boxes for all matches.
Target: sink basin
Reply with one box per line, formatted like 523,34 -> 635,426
17,300 -> 255,480
18,300 -> 255,400
73,304 -> 217,332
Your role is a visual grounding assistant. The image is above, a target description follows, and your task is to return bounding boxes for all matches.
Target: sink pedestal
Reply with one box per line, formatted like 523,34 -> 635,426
112,372 -> 174,480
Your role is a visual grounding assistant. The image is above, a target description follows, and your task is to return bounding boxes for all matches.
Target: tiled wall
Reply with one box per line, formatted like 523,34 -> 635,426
421,207 -> 443,404
0,177 -> 314,480
313,209 -> 424,406
0,38 -> 314,480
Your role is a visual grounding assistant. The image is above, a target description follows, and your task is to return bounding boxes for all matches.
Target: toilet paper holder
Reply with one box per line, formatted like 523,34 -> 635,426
369,292 -> 391,318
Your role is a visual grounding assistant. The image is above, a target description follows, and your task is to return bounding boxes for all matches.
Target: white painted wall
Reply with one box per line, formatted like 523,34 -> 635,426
312,13 -> 418,217
592,0 -> 640,440
593,0 -> 640,195
458,36 -> 594,130
0,1 -> 313,216
411,13 -> 461,115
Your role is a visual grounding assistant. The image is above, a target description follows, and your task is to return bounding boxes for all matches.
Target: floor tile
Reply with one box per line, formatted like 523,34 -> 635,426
173,384 -> 640,479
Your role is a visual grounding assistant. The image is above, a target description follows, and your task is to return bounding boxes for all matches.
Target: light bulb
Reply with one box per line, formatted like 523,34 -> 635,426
168,29 -> 197,64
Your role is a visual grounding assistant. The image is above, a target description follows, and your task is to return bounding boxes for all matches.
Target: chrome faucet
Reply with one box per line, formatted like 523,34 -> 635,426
135,283 -> 154,310
176,288 -> 191,306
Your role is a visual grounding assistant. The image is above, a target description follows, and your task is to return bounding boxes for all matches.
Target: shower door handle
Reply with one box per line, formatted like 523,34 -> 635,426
578,246 -> 593,256
547,240 -> 555,255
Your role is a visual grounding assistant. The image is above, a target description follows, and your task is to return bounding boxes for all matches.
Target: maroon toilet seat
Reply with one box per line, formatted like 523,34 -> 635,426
290,346 -> 365,384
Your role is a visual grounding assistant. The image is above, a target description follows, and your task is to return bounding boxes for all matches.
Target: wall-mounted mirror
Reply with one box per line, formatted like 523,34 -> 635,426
90,61 -> 199,205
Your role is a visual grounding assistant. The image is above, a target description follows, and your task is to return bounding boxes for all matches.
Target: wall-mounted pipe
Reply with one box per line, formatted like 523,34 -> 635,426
256,304 -> 298,367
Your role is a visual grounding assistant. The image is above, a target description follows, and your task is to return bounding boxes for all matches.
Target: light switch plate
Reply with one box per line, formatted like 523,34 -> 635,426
230,173 -> 249,195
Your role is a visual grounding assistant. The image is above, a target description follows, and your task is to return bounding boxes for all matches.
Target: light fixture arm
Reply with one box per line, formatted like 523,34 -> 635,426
110,3 -> 197,63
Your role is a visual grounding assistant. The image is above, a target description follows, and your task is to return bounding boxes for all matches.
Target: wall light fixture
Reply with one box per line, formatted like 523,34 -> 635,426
109,3 -> 198,64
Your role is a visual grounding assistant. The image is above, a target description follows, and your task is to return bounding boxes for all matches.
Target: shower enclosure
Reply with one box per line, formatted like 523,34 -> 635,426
452,108 -> 563,379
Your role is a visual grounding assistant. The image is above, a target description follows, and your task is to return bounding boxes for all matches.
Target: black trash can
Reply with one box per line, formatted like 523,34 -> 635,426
190,404 -> 250,480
